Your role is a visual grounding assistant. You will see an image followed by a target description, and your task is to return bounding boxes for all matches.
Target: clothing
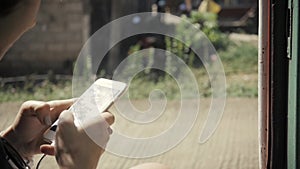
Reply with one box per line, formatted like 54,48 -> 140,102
0,137 -> 30,169
0,138 -> 14,169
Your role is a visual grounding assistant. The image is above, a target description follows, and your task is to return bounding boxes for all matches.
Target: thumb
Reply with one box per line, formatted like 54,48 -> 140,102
40,144 -> 55,156
101,112 -> 115,125
48,99 -> 76,123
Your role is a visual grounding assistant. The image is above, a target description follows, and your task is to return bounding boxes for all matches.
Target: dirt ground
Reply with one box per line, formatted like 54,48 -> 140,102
0,98 -> 258,169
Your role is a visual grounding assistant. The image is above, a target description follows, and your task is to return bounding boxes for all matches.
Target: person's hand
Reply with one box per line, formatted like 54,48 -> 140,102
0,99 -> 74,160
40,110 -> 115,169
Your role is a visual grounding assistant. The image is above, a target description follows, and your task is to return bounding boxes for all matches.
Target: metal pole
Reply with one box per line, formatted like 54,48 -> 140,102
258,0 -> 270,168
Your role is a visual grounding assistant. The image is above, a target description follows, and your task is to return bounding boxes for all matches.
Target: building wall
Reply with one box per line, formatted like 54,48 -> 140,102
0,0 -> 88,76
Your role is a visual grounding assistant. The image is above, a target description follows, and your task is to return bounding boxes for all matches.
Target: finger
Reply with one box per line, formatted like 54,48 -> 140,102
58,110 -> 75,126
81,112 -> 114,149
40,144 -> 55,156
55,110 -> 79,150
78,112 -> 114,129
101,112 -> 115,125
21,101 -> 52,126
57,110 -> 77,136
47,99 -> 76,109
35,103 -> 52,126
47,99 -> 76,123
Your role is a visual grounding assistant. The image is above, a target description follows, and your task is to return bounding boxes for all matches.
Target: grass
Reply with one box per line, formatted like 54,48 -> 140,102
0,80 -> 72,102
219,42 -> 258,97
0,40 -> 258,103
125,41 -> 258,99
220,42 -> 258,74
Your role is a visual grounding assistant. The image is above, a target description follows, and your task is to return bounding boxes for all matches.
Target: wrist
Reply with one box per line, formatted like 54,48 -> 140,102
1,127 -> 31,161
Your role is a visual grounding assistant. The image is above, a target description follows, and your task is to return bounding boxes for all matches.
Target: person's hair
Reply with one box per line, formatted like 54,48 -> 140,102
0,0 -> 20,17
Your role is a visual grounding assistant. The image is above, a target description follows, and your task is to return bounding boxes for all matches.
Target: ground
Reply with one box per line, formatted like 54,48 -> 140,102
0,98 -> 258,169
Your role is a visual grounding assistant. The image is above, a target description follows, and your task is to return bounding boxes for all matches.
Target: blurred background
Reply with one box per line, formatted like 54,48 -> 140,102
0,0 -> 258,101
0,0 -> 259,168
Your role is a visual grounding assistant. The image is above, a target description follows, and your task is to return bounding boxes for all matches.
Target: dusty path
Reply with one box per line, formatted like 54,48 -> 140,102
0,98 -> 258,169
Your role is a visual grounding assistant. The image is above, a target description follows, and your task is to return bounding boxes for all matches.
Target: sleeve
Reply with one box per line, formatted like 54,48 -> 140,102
0,138 -> 13,169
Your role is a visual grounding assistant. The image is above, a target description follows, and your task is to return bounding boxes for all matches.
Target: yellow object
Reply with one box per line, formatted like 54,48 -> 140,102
198,0 -> 221,14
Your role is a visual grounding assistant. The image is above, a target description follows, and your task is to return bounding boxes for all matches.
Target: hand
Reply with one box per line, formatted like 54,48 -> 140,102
40,110 -> 115,169
0,99 -> 74,160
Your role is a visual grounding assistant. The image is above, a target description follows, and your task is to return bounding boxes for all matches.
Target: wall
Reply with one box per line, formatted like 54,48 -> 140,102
0,0 -> 88,76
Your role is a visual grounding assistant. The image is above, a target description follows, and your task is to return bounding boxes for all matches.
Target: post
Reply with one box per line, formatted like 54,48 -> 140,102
258,0 -> 270,168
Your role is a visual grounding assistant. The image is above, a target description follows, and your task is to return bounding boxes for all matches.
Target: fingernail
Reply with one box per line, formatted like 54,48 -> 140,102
45,115 -> 52,126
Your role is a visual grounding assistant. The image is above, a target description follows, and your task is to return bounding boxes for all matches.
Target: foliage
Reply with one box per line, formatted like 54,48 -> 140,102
219,42 -> 258,74
165,11 -> 230,68
188,11 -> 230,50
129,11 -> 230,68
0,12 -> 258,102
0,79 -> 72,103
126,38 -> 258,99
